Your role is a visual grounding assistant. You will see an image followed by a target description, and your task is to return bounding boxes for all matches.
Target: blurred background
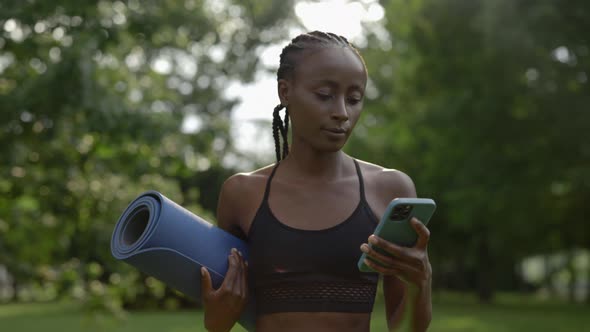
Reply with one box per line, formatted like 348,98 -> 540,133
1,0 -> 589,331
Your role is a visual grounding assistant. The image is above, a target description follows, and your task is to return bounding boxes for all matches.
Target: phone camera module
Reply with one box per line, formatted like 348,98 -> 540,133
390,204 -> 413,221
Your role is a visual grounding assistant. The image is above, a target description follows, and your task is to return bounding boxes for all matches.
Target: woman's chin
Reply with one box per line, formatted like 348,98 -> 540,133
317,141 -> 347,153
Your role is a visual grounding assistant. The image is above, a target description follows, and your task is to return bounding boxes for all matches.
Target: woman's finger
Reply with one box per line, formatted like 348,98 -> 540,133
363,257 -> 405,276
242,254 -> 249,300
361,244 -> 423,272
411,218 -> 431,250
368,235 -> 414,263
363,258 -> 416,282
361,243 -> 395,267
220,249 -> 239,294
200,267 -> 213,299
233,251 -> 244,298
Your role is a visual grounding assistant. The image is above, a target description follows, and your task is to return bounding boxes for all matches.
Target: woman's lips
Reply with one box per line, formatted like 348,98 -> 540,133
324,127 -> 346,134
322,128 -> 347,138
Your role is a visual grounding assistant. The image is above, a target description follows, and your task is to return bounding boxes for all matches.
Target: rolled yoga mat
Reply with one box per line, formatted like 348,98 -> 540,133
110,190 -> 255,331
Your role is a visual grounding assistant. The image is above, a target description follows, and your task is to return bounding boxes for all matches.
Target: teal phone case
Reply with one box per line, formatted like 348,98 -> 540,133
358,198 -> 436,272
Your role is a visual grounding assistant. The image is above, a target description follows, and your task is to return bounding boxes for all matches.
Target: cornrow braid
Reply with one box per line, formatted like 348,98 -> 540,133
271,31 -> 367,162
282,108 -> 289,160
272,104 -> 287,162
277,31 -> 363,81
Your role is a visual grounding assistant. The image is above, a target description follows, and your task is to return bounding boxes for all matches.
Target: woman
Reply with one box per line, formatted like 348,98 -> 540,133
200,31 -> 432,332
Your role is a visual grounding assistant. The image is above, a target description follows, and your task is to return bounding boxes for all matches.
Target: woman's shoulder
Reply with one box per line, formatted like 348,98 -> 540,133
354,159 -> 417,198
222,163 -> 277,193
224,164 -> 275,187
217,163 -> 277,232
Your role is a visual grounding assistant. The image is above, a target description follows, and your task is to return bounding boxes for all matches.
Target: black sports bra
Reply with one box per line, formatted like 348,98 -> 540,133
247,159 -> 379,315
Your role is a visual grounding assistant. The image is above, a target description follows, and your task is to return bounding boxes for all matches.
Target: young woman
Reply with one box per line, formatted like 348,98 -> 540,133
200,31 -> 432,332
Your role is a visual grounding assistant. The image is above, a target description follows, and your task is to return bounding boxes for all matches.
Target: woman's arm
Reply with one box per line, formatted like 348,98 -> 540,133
362,169 -> 433,331
200,175 -> 250,332
381,234 -> 432,331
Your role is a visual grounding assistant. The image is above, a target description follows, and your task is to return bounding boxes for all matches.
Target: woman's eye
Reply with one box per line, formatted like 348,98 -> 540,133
316,93 -> 333,101
348,97 -> 362,105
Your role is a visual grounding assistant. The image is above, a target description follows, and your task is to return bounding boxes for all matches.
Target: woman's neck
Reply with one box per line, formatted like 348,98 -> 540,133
280,146 -> 350,181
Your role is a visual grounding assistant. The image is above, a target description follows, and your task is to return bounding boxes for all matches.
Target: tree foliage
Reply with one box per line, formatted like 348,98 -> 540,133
0,0 -> 295,310
349,0 -> 590,302
2,0 -> 589,310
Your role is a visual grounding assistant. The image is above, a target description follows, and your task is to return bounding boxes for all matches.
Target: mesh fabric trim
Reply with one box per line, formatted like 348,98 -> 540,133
256,281 -> 377,314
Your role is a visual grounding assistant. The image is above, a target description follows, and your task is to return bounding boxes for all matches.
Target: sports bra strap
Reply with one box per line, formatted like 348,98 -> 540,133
263,159 -> 366,203
353,159 -> 368,204
262,162 -> 281,202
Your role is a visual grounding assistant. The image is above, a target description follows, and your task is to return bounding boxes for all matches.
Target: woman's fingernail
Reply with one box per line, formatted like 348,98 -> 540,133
369,236 -> 377,244
360,244 -> 369,252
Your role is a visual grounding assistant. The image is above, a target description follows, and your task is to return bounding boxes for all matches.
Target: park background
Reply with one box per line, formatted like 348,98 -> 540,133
1,0 -> 589,331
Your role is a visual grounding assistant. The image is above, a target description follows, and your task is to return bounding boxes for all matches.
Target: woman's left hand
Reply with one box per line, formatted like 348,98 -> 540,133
360,217 -> 432,288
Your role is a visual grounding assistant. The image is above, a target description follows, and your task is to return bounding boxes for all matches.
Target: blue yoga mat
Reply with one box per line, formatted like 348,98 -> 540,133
110,190 -> 255,330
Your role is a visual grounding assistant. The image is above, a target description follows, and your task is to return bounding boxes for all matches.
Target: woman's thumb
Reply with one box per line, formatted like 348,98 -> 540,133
201,267 -> 213,295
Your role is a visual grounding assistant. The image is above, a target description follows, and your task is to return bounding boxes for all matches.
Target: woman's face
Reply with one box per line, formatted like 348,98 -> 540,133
279,47 -> 367,153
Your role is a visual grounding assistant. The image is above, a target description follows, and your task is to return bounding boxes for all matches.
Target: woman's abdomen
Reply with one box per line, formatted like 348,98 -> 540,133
255,311 -> 371,332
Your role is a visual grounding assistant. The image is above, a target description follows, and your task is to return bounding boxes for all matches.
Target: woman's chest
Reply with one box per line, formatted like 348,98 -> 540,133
248,208 -> 376,277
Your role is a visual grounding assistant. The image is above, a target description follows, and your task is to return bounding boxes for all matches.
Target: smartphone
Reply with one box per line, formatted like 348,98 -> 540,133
358,198 -> 436,273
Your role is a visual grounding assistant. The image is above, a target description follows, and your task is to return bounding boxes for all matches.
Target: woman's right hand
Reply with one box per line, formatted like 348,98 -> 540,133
201,248 -> 248,332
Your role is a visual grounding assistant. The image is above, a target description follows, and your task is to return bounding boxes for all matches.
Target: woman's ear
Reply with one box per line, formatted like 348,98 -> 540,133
277,78 -> 290,107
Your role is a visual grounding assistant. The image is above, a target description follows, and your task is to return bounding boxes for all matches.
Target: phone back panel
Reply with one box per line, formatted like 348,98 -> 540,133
377,198 -> 436,247
358,198 -> 436,272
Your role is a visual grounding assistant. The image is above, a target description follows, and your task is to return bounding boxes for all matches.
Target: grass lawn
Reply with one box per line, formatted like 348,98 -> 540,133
0,292 -> 588,331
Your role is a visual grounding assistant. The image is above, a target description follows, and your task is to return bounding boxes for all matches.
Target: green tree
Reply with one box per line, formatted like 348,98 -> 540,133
0,0 -> 295,309
349,0 -> 590,302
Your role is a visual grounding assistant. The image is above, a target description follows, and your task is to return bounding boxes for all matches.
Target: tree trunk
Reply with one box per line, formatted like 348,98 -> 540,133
567,250 -> 577,303
543,254 -> 556,297
476,234 -> 494,303
586,256 -> 590,305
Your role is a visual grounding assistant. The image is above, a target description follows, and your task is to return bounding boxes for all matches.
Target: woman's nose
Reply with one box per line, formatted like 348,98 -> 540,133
330,97 -> 349,121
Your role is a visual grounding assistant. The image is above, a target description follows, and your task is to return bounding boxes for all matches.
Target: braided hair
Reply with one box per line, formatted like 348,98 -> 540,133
272,31 -> 367,162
